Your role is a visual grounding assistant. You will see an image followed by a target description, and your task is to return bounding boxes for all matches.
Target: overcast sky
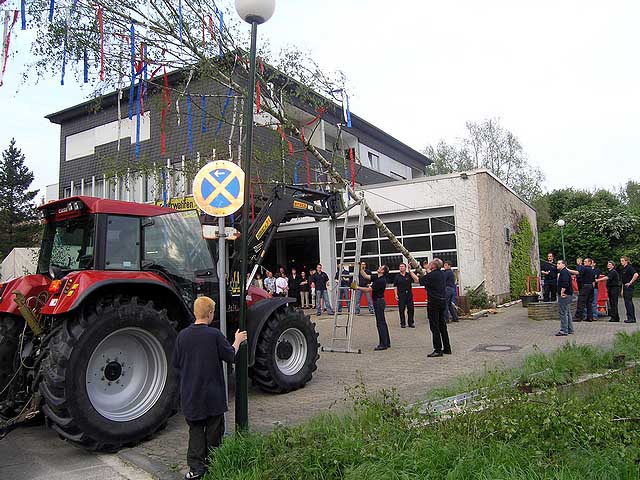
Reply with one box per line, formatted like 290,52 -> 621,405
1,0 -> 638,197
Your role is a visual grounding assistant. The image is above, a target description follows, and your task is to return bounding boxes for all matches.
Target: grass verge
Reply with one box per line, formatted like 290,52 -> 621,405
205,332 -> 640,479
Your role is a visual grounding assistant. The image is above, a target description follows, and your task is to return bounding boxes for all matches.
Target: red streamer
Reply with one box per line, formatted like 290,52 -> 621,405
255,80 -> 261,113
0,10 -> 19,87
208,15 -> 214,39
277,125 -> 294,157
348,147 -> 355,189
98,7 -> 104,81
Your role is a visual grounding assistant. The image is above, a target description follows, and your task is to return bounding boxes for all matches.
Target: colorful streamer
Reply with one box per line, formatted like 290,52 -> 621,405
48,0 -> 54,22
277,125 -> 294,157
255,79 -> 261,113
215,86 -> 233,134
83,46 -> 88,83
20,0 -> 25,30
98,7 -> 104,81
135,69 -> 142,157
300,130 -> 311,188
218,11 -> 223,58
187,94 -> 193,155
60,21 -> 67,85
178,0 -> 183,44
201,95 -> 206,133
0,10 -> 18,87
161,170 -> 167,207
348,147 -> 355,189
343,92 -> 352,128
128,22 -> 135,120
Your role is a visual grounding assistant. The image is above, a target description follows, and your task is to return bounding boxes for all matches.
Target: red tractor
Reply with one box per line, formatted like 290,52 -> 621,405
0,186 -> 338,450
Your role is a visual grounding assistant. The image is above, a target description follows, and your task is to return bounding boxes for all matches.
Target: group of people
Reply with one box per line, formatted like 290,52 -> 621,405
541,253 -> 638,336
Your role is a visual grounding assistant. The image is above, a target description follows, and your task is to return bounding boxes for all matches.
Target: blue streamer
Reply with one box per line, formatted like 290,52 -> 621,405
20,0 -> 26,29
178,0 -> 183,44
230,213 -> 235,227
218,11 -> 223,58
83,46 -> 88,83
48,0 -> 54,22
161,170 -> 167,207
215,86 -> 233,134
128,22 -> 135,120
71,0 -> 78,14
201,96 -> 206,133
294,159 -> 301,184
187,94 -> 193,155
345,93 -> 352,128
135,75 -> 142,158
143,44 -> 148,102
60,23 -> 67,85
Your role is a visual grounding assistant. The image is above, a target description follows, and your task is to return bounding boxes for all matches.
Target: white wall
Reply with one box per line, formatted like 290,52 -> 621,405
358,144 -> 413,180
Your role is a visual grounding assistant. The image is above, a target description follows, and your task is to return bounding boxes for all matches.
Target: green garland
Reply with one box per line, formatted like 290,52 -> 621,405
509,216 -> 535,299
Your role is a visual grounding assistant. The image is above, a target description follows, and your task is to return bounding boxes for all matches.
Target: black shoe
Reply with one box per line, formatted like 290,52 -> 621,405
427,351 -> 443,357
452,319 -> 459,323
609,319 -> 620,322
624,320 -> 637,323
573,318 -> 582,322
374,345 -> 388,351
443,350 -> 452,355
400,324 -> 406,328
408,324 -> 415,328
555,331 -> 568,336
585,318 -> 593,322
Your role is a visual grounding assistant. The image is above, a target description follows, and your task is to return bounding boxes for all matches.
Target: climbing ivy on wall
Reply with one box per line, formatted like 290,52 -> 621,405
509,216 -> 535,299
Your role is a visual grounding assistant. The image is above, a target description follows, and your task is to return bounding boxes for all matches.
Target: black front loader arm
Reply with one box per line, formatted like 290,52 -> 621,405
231,185 -> 342,277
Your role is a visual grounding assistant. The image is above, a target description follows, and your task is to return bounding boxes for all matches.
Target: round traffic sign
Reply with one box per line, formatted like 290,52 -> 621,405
193,161 -> 245,217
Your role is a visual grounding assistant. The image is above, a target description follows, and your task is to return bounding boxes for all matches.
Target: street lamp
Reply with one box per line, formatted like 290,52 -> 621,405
234,0 -> 276,432
557,219 -> 566,261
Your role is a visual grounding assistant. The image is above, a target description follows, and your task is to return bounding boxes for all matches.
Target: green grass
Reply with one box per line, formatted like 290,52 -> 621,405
426,330 -> 640,400
204,332 -> 640,479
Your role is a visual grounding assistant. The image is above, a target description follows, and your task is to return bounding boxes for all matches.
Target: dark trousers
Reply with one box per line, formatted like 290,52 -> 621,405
608,286 -> 620,321
186,415 -> 224,474
444,286 -> 459,322
397,291 -> 414,326
575,284 -> 594,320
374,298 -> 391,348
623,286 -> 636,321
427,298 -> 451,353
543,283 -> 557,302
289,289 -> 300,306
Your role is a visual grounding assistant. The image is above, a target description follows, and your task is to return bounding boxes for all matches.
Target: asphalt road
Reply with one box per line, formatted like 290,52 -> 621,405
0,423 -> 154,480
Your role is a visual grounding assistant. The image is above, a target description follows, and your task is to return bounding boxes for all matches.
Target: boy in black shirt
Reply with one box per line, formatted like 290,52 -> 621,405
173,296 -> 247,480
355,264 -> 391,350
621,256 -> 638,323
597,260 -> 621,322
393,263 -> 418,327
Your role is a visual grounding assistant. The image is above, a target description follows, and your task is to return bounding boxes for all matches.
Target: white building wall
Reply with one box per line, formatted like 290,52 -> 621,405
358,144 -> 413,180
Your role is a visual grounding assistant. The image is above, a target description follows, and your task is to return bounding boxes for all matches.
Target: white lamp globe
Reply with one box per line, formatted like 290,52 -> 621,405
557,219 -> 565,228
235,0 -> 276,24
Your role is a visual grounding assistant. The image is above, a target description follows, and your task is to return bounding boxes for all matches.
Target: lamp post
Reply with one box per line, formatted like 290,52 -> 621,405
557,219 -> 566,261
234,0 -> 276,432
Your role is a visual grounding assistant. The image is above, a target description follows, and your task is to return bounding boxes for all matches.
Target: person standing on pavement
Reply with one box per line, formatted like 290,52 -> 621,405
591,261 -> 602,319
309,268 -> 317,310
335,265 -> 352,313
555,260 -> 574,336
393,263 -> 418,328
620,256 -> 638,323
311,264 -> 334,316
355,264 -> 391,350
299,271 -> 310,308
288,268 -> 301,306
443,261 -> 459,323
596,260 -> 621,322
573,258 -> 595,322
172,296 -> 247,480
275,272 -> 289,297
263,270 -> 276,296
355,261 -> 375,315
541,252 -> 558,302
420,258 -> 451,358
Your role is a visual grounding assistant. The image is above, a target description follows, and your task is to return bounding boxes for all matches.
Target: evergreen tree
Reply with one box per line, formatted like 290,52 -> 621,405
0,139 -> 40,259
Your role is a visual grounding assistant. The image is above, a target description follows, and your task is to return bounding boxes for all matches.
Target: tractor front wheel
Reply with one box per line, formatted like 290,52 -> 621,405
250,307 -> 319,393
39,296 -> 178,450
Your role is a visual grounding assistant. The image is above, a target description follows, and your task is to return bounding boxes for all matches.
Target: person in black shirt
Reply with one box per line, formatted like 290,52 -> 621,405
310,264 -> 334,316
443,261 -> 459,323
591,261 -> 602,319
355,261 -> 375,315
420,258 -> 451,357
597,260 -> 621,322
393,263 -> 419,328
288,267 -> 301,307
173,296 -> 246,480
555,260 -> 574,336
541,253 -> 558,302
572,258 -> 595,322
355,264 -> 391,350
620,256 -> 638,323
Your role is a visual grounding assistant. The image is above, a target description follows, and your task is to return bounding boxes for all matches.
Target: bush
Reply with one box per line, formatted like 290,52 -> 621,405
509,216 -> 535,299
464,283 -> 494,309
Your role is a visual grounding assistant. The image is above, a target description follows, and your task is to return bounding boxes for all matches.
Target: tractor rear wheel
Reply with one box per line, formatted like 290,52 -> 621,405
0,315 -> 23,415
250,307 -> 319,393
39,296 -> 178,451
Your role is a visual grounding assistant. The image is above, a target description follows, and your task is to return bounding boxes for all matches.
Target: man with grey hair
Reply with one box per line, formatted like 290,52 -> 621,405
420,258 -> 451,357
555,259 -> 574,336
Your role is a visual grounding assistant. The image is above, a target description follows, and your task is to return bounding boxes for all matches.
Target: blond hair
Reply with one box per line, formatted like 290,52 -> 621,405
194,296 -> 215,320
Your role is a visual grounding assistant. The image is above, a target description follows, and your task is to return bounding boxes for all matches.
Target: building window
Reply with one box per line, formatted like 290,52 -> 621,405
431,216 -> 455,233
368,152 -> 379,171
63,186 -> 71,198
94,179 -> 104,198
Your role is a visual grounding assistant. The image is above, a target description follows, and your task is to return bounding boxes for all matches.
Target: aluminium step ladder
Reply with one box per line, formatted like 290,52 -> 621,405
322,200 -> 366,354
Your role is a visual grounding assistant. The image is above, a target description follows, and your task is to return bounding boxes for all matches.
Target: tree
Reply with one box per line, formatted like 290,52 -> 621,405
424,118 -> 544,202
17,0 -> 428,272
0,139 -> 40,259
620,180 -> 640,213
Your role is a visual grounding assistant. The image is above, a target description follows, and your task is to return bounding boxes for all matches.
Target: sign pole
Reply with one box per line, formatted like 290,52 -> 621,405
217,215 -> 228,433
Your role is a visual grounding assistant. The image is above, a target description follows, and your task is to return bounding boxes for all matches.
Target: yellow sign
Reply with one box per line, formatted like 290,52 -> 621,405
293,200 -> 310,210
193,161 -> 245,217
155,196 -> 200,212
256,215 -> 272,240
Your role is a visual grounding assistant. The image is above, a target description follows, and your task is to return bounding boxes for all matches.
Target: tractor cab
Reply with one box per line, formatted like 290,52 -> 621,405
37,197 -> 219,310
